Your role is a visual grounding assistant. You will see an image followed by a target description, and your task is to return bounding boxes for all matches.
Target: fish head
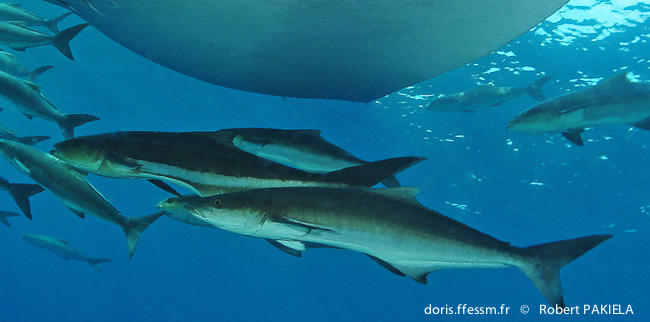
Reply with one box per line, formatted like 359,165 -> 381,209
52,137 -> 109,172
506,101 -> 585,133
21,234 -> 48,247
158,193 -> 265,235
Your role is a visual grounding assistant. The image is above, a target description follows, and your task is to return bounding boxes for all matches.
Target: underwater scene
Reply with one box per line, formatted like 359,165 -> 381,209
0,0 -> 648,321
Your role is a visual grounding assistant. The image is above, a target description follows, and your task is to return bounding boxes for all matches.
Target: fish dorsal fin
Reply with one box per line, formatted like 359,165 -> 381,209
290,129 -> 322,137
370,187 -> 422,207
630,117 -> 650,130
599,73 -> 632,88
24,81 -> 41,92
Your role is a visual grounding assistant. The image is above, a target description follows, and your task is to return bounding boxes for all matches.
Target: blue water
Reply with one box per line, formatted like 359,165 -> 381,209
0,0 -> 648,321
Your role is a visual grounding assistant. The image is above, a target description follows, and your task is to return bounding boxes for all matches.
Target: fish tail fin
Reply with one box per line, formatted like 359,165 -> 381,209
525,75 -> 553,101
29,65 -> 54,82
518,234 -> 612,307
122,212 -> 164,259
8,183 -> 45,219
58,113 -> 99,139
380,176 -> 401,187
52,23 -> 89,60
17,136 -> 50,146
44,12 -> 73,33
321,156 -> 425,187
88,258 -> 111,272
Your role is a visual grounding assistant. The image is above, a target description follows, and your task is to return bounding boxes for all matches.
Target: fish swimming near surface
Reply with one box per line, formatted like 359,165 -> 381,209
0,210 -> 20,227
40,0 -> 568,101
22,234 -> 111,271
0,175 -> 44,219
0,48 -> 53,81
0,138 -> 163,258
0,4 -> 72,33
425,75 -> 553,113
0,70 -> 99,138
158,187 -> 612,306
0,21 -> 88,60
507,73 -> 650,146
214,128 -> 401,186
0,124 -> 50,146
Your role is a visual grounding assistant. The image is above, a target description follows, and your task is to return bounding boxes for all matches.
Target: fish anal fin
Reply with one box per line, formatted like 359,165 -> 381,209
630,118 -> 650,130
148,179 -> 180,196
21,112 -> 33,119
367,255 -> 405,277
370,187 -> 422,207
561,130 -> 584,146
67,207 -> 85,219
391,264 -> 432,284
267,239 -> 304,257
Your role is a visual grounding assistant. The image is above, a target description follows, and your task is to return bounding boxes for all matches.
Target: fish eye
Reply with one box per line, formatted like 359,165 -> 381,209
213,199 -> 223,208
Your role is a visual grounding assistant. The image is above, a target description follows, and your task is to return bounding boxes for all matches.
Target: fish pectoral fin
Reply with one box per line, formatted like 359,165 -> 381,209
21,112 -> 34,120
148,180 -> 181,196
630,118 -> 650,130
561,130 -> 585,146
367,255 -> 406,277
107,154 -> 141,170
67,207 -> 85,219
267,239 -> 305,257
274,216 -> 336,236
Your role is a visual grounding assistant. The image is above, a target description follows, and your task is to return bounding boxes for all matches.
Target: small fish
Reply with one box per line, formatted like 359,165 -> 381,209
158,186 -> 611,306
0,175 -> 44,219
0,21 -> 88,60
426,75 -> 553,113
507,73 -> 650,145
0,210 -> 20,227
0,4 -> 72,33
0,139 -> 163,258
22,234 -> 111,271
0,48 -> 53,81
0,124 -> 50,146
0,70 -> 99,138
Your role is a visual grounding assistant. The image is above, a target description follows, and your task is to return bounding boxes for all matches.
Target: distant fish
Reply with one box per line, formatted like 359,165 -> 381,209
0,175 -> 44,219
0,21 -> 88,60
158,186 -> 612,306
0,70 -> 98,138
22,234 -> 111,271
0,139 -> 163,258
0,48 -> 53,81
0,124 -> 50,146
214,128 -> 401,186
507,73 -> 650,146
0,4 -> 72,33
0,210 -> 20,227
425,75 -> 553,113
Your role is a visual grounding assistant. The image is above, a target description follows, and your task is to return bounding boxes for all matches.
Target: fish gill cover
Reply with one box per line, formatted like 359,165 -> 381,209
0,0 -> 647,321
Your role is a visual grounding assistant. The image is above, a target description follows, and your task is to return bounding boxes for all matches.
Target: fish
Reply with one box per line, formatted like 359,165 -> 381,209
158,186 -> 611,306
0,210 -> 20,227
0,175 -> 44,219
0,138 -> 163,258
0,70 -> 99,138
425,75 -> 553,113
0,48 -> 53,81
214,128 -> 401,186
0,4 -> 72,33
40,0 -> 568,101
22,234 -> 111,271
0,21 -> 88,60
507,73 -> 650,146
0,124 -> 50,146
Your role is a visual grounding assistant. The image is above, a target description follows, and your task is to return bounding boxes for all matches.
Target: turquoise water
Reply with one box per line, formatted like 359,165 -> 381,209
0,0 -> 648,321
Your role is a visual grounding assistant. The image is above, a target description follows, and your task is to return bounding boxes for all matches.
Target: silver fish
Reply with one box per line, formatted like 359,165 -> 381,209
0,21 -> 88,60
22,234 -> 111,271
0,3 -> 71,32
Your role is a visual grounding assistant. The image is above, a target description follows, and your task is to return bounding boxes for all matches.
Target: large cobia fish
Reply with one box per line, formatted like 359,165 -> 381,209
158,187 -> 611,306
507,73 -> 650,146
0,138 -> 162,258
0,70 -> 99,138
0,175 -> 44,219
0,21 -> 88,60
425,75 -> 553,113
51,131 -> 423,196
22,234 -> 111,271
0,4 -> 71,33
213,128 -> 401,186
41,0 -> 568,101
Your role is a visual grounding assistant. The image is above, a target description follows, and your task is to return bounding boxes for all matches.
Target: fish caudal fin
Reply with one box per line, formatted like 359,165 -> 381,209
44,12 -> 73,33
87,258 -> 112,272
519,234 -> 612,307
29,65 -> 54,82
58,114 -> 99,139
17,136 -> 50,146
321,156 -> 425,187
8,183 -> 45,219
526,75 -> 554,101
122,212 -> 164,259
52,23 -> 90,60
